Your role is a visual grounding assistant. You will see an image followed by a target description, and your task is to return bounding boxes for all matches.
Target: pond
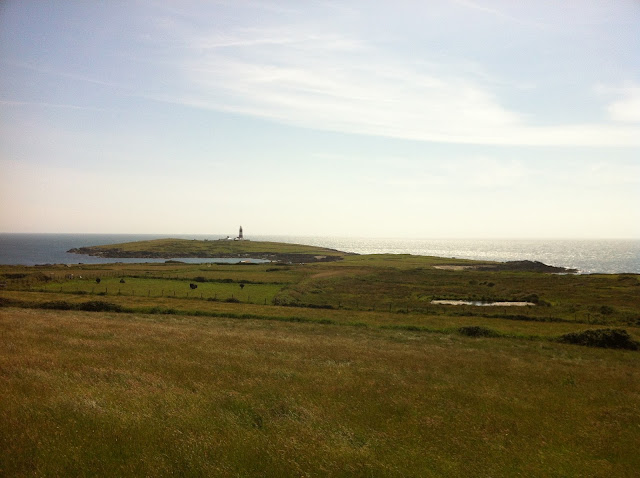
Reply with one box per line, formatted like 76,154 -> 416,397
431,300 -> 535,307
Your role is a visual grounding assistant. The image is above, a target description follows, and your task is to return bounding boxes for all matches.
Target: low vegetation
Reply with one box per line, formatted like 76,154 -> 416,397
1,242 -> 639,476
559,328 -> 639,350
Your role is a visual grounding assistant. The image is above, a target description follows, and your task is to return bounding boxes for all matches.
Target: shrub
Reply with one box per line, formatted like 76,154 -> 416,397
599,305 -> 615,315
78,301 -> 123,312
225,297 -> 240,303
39,300 -> 123,313
458,326 -> 500,338
2,273 -> 27,279
558,328 -> 639,350
521,294 -> 540,304
0,297 -> 22,307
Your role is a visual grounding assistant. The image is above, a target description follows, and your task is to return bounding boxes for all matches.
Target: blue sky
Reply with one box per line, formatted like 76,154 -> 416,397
1,0 -> 639,238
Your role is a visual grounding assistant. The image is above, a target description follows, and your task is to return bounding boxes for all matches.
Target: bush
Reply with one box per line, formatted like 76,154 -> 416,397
78,301 -> 123,312
225,297 -> 240,303
2,273 -> 27,279
599,305 -> 615,315
458,326 -> 500,337
521,294 -> 540,304
558,328 -> 638,350
0,297 -> 22,307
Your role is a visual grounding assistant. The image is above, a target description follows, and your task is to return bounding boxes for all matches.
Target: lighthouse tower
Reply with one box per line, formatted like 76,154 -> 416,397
238,226 -> 243,240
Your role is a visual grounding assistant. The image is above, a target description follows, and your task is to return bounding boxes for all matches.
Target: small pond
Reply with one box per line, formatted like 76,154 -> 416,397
431,300 -> 535,307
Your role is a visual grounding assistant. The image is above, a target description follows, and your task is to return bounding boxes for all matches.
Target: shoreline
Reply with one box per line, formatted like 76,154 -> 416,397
0,234 -> 636,273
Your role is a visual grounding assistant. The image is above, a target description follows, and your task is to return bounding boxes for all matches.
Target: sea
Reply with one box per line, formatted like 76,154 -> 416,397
0,233 -> 639,274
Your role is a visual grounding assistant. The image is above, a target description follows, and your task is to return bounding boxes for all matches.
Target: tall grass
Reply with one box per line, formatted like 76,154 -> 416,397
1,308 -> 639,476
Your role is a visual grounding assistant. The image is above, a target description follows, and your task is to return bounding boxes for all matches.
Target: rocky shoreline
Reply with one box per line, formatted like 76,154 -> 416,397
67,247 -> 345,264
477,260 -> 578,273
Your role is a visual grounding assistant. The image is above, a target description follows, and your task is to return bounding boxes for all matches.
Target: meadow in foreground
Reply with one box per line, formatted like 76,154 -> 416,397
1,307 -> 639,477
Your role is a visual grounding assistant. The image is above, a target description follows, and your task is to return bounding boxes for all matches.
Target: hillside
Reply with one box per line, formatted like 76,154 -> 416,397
68,238 -> 348,263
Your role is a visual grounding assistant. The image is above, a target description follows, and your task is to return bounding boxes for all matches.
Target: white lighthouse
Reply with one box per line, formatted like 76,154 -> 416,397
238,226 -> 243,240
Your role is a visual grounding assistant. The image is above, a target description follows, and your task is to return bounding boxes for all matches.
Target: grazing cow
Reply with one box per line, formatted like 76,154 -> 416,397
96,278 -> 101,284
189,283 -> 198,290
120,278 -> 126,284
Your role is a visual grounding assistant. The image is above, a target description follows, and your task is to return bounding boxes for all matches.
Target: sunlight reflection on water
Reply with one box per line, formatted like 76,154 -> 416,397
258,236 -> 640,274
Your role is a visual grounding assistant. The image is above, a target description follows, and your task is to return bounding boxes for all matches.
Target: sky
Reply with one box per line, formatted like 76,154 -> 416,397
1,0 -> 639,238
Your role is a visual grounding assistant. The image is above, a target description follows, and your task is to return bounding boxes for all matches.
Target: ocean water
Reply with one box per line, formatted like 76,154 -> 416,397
0,233 -> 638,274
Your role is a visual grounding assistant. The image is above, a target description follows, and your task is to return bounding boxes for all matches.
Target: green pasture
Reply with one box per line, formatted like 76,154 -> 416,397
1,307 -> 639,477
2,255 -> 639,327
2,290 -> 639,342
274,266 -> 640,325
38,277 -> 284,304
2,262 -> 303,285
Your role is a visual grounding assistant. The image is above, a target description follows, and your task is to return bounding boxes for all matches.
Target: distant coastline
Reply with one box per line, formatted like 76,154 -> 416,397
0,234 -> 638,274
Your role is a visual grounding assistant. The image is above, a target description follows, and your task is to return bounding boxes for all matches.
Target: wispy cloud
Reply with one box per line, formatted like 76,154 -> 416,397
139,6 -> 640,147
450,0 -> 549,28
0,100 -> 114,112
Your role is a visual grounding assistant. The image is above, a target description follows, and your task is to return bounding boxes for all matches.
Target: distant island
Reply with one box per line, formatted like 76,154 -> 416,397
67,238 -> 576,272
68,238 -> 349,263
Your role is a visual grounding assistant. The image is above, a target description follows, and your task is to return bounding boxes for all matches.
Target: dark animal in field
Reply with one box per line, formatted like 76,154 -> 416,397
96,278 -> 101,284
189,283 -> 197,289
120,279 -> 126,283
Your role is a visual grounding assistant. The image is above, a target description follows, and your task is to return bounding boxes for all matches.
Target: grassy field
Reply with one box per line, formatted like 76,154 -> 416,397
1,308 -> 639,477
68,238 -> 347,260
1,251 -> 640,476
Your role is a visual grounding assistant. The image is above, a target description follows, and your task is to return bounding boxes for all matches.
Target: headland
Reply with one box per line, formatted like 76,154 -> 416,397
68,238 -> 348,263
